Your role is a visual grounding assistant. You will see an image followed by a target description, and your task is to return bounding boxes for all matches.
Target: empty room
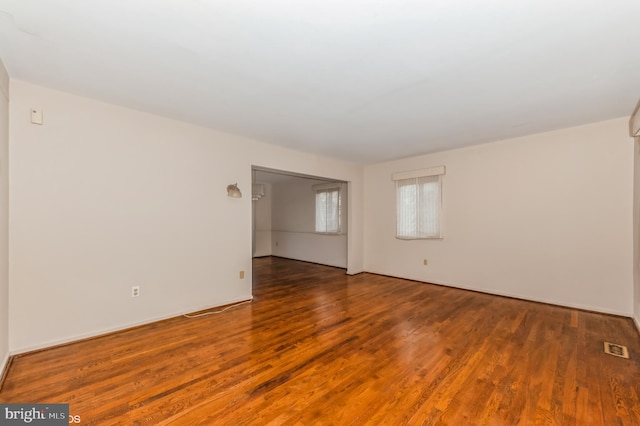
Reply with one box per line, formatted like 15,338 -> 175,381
1,1 -> 640,424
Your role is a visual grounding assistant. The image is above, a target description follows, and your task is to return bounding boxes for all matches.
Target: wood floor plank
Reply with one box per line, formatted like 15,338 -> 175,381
1,256 -> 640,425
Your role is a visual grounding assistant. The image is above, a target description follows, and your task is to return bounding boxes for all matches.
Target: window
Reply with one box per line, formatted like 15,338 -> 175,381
392,166 -> 445,239
313,183 -> 342,234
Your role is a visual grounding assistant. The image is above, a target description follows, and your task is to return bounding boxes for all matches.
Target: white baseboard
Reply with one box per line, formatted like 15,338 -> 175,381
634,316 -> 640,336
364,269 -> 632,317
0,351 -> 10,387
10,295 -> 253,355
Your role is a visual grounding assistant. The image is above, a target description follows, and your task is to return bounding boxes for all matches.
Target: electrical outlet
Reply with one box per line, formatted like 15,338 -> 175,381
239,271 -> 245,279
423,259 -> 428,266
131,286 -> 140,297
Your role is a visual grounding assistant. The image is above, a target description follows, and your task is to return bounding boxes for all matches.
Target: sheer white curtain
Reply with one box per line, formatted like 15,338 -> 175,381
393,166 -> 444,239
314,185 -> 341,233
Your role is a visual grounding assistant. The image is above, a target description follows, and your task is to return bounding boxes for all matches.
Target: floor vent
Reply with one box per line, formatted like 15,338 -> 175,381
604,342 -> 629,359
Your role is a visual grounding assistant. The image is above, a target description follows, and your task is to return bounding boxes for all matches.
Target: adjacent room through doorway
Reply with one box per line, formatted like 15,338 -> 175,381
251,166 -> 349,271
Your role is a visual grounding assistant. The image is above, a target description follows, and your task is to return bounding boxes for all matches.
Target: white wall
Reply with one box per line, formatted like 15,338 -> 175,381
9,77 -> 633,353
253,182 -> 272,257
9,80 -> 364,352
271,179 -> 347,268
0,59 -> 9,372
364,118 -> 634,316
634,136 -> 640,331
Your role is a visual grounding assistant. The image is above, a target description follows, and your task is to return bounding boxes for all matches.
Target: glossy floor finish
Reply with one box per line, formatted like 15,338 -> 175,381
2,257 -> 640,425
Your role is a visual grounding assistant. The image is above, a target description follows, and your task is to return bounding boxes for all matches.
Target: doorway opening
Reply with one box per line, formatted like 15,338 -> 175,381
251,166 -> 349,277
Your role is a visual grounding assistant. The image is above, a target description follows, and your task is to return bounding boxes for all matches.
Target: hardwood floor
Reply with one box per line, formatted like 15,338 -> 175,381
2,256 -> 640,425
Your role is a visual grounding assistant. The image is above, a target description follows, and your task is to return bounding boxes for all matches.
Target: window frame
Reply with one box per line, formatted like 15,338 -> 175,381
392,166 -> 445,240
313,182 -> 343,234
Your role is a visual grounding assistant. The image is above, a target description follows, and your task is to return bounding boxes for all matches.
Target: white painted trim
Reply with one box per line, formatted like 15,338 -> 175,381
392,166 -> 445,181
0,352 -> 9,381
0,58 -> 8,100
312,182 -> 343,191
630,99 -> 640,137
9,295 -> 253,355
365,269 -> 633,317
634,316 -> 640,336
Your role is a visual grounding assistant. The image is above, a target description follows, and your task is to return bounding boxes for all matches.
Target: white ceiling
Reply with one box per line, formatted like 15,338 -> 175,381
1,1 -> 639,164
